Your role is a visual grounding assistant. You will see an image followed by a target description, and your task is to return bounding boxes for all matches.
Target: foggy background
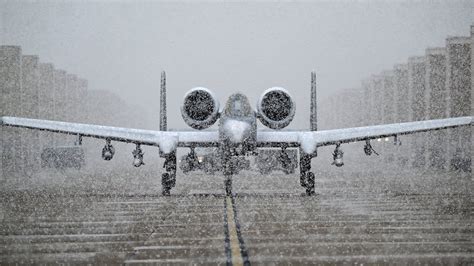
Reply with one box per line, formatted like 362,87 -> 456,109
1,1 -> 473,130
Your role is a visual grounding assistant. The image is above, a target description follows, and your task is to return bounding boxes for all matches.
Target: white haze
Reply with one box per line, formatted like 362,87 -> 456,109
1,1 -> 472,130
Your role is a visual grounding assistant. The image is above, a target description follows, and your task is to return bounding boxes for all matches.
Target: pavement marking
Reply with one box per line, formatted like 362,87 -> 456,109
224,195 -> 250,266
133,245 -> 221,250
125,257 -> 228,264
246,253 -> 474,263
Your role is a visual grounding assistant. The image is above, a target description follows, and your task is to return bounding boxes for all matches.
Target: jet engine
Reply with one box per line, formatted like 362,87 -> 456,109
181,87 -> 220,130
257,87 -> 295,129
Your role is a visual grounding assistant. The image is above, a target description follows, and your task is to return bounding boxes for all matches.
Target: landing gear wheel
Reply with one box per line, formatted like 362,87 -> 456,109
161,172 -> 174,196
161,152 -> 177,196
284,168 -> 295,175
300,172 -> 308,188
225,176 -> 232,196
299,152 -> 315,196
222,146 -> 234,196
162,188 -> 170,196
305,172 -> 315,196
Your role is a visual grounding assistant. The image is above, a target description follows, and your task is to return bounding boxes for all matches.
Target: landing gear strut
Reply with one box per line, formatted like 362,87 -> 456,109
222,146 -> 233,196
279,145 -> 294,174
300,152 -> 315,196
162,152 -> 176,196
225,176 -> 232,196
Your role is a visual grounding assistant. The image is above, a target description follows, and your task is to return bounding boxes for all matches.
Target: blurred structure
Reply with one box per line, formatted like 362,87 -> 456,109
381,70 -> 396,125
381,70 -> 395,163
446,36 -> 471,172
38,63 -> 55,152
393,64 -> 409,166
324,24 -> 472,173
372,75 -> 384,126
77,78 -> 88,123
0,46 -> 23,178
361,79 -> 373,127
21,55 -> 41,173
425,48 -> 447,169
65,73 -> 78,123
472,25 -> 474,117
1,45 -> 152,180
53,69 -> 67,146
408,56 -> 427,168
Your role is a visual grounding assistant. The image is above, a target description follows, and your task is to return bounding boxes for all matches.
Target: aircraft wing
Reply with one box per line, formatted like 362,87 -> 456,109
1,117 -> 218,154
257,116 -> 473,154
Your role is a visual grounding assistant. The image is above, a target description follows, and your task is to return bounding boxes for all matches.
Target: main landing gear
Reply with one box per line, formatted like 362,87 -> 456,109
162,152 -> 177,196
300,153 -> 316,196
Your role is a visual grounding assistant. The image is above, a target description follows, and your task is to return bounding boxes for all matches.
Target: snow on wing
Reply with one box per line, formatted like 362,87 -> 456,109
1,116 -> 219,154
3,116 -> 472,155
257,116 -> 473,154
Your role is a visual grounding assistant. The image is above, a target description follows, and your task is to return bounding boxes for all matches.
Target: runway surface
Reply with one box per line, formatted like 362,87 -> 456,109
1,163 -> 473,264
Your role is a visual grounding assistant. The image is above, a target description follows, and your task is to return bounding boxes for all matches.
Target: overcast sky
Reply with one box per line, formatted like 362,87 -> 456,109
1,1 -> 473,129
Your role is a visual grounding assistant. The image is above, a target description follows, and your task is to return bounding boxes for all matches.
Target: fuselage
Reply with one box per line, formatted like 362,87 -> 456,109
218,93 -> 257,155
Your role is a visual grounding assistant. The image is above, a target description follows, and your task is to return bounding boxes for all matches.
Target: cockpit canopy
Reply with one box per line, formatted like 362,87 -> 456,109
224,93 -> 253,117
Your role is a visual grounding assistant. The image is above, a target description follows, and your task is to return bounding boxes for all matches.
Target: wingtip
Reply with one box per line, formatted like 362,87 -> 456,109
0,116 -> 13,125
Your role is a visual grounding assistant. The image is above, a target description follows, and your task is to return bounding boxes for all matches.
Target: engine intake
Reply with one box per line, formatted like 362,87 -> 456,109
181,87 -> 220,130
257,87 -> 295,129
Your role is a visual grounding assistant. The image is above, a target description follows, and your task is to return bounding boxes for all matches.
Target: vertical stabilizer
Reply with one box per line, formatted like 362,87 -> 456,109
310,71 -> 317,131
160,71 -> 167,131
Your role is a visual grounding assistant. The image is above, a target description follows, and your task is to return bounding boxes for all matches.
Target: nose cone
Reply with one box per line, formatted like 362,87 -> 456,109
223,119 -> 251,144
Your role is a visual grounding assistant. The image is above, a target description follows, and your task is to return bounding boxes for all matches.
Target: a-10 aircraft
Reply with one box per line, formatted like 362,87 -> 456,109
1,71 -> 472,196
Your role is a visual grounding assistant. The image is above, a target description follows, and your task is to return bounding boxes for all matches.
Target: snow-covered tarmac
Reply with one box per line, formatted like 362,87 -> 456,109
1,161 -> 472,264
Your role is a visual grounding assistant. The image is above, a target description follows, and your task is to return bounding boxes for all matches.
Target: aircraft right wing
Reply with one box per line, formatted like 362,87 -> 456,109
257,116 -> 473,154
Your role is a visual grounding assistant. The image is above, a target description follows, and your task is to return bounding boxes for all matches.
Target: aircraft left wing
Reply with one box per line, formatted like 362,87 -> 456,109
257,116 -> 473,154
1,117 -> 219,154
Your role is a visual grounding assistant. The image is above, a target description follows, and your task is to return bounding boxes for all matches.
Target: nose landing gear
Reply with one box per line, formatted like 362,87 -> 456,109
222,147 -> 233,196
225,176 -> 233,196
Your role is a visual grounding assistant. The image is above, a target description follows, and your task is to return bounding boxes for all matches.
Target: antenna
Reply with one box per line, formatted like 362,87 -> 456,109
310,70 -> 317,131
159,71 -> 167,131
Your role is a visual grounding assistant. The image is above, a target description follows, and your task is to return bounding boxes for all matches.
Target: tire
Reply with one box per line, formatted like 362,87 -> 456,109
225,176 -> 232,196
259,167 -> 270,175
284,168 -> 295,175
300,172 -> 308,188
305,172 -> 315,196
161,173 -> 173,196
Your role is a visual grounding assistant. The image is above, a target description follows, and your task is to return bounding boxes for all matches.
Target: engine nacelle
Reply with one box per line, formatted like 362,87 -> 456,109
181,87 -> 220,130
257,87 -> 295,129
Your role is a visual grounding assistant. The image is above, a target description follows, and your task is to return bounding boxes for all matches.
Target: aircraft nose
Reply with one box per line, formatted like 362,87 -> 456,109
223,120 -> 251,144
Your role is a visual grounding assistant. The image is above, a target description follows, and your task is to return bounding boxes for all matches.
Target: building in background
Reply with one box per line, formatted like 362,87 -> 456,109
446,36 -> 472,172
21,55 -> 41,173
425,47 -> 448,169
1,46 -> 23,177
1,45 -> 152,179
324,25 -> 472,172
